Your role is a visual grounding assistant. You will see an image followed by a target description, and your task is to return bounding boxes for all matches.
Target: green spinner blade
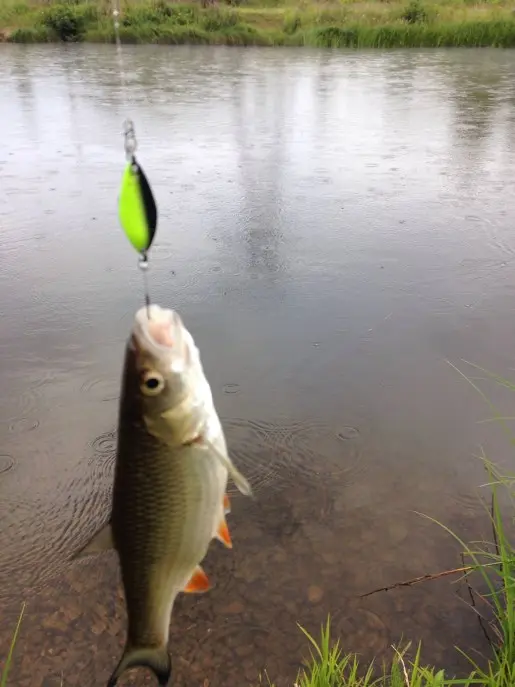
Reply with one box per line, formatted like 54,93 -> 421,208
118,159 -> 158,254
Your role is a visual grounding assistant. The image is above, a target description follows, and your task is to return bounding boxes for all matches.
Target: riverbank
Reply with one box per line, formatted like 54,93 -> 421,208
1,0 -> 515,47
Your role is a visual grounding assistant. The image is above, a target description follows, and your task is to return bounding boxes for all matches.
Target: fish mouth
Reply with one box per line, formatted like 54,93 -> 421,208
133,305 -> 182,354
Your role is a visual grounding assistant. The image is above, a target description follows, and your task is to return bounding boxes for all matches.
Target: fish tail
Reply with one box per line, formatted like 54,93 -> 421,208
106,644 -> 172,686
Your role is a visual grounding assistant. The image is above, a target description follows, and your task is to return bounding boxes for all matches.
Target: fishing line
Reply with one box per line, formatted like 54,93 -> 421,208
112,0 -> 158,319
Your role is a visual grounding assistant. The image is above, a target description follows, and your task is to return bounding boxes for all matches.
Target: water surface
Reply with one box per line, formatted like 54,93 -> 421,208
1,45 -> 515,686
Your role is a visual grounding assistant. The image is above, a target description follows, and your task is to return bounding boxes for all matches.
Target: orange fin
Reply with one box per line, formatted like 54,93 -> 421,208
224,493 -> 231,514
184,566 -> 211,594
216,517 -> 233,549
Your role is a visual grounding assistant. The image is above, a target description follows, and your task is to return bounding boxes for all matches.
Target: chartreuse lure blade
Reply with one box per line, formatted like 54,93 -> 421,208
119,159 -> 158,253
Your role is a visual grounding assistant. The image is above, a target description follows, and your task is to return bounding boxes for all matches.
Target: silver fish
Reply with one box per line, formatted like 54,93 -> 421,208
72,304 -> 252,686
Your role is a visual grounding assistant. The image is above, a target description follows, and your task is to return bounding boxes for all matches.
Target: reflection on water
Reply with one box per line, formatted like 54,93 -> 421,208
1,45 -> 515,686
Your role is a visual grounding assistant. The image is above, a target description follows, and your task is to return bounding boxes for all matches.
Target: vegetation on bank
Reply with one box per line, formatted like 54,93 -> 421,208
0,0 -> 515,47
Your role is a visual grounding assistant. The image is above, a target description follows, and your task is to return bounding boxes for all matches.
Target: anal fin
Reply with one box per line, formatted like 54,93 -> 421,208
216,517 -> 232,549
184,566 -> 211,594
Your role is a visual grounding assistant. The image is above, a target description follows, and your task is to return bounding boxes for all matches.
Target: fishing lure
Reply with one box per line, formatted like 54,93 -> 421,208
118,120 -> 158,257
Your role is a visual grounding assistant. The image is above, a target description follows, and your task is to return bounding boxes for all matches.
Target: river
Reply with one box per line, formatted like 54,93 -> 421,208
1,44 -> 515,686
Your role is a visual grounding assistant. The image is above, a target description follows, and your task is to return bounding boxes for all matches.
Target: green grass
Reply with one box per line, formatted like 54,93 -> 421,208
283,620 -> 456,686
0,0 -> 515,46
0,604 -> 25,687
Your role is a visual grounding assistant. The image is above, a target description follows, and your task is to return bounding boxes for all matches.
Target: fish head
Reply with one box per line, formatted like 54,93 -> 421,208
127,304 -> 199,440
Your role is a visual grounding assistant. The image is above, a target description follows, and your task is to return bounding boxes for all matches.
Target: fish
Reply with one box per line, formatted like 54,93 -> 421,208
72,303 -> 252,686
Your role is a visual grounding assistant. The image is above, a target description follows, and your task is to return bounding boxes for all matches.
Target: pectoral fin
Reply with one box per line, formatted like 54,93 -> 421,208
71,523 -> 113,560
184,566 -> 211,593
224,493 -> 231,514
204,439 -> 253,498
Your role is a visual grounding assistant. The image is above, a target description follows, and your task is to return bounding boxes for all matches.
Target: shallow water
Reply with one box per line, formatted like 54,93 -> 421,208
1,44 -> 515,686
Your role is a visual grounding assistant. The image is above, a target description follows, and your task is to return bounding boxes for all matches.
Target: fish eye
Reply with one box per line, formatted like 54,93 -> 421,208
141,371 -> 165,396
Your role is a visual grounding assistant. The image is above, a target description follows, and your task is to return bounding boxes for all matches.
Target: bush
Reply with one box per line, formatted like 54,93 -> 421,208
402,0 -> 428,24
41,4 -> 93,41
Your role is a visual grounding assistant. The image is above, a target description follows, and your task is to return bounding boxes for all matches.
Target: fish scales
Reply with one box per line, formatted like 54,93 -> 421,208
113,433 -> 227,646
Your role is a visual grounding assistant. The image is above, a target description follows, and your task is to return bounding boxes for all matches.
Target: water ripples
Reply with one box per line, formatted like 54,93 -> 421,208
9,417 -> 40,433
2,369 -> 63,439
80,378 -> 119,403
223,417 -> 366,494
89,430 -> 117,459
0,431 -> 115,600
0,455 -> 14,474
223,383 -> 240,395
